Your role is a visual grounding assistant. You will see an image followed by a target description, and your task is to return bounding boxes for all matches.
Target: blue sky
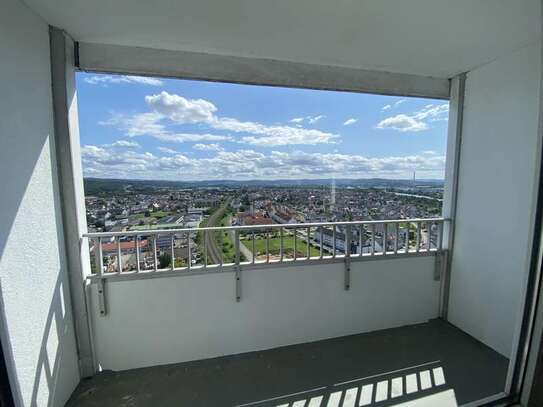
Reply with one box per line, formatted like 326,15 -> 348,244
76,73 -> 448,181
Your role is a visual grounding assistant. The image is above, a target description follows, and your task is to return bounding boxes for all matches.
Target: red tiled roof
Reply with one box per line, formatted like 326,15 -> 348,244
100,239 -> 148,252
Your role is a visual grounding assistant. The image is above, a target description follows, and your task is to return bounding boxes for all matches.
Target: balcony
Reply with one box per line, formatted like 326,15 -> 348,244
2,1 -> 542,406
57,218 -> 501,405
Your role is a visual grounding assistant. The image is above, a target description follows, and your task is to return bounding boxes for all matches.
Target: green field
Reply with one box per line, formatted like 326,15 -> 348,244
133,210 -> 174,219
129,223 -> 184,231
244,235 -> 321,258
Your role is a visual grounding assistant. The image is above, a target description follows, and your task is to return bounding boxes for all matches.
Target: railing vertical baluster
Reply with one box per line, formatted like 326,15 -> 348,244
383,223 -> 387,256
416,222 -> 421,252
306,227 -> 310,259
293,227 -> 297,261
187,231 -> 192,271
428,221 -> 433,250
266,230 -> 270,263
252,230 -> 255,264
319,226 -> 323,259
171,234 -> 175,271
280,227 -> 284,262
394,223 -> 399,254
405,224 -> 410,253
432,222 -> 437,252
345,224 -> 351,290
332,225 -> 336,258
359,225 -> 363,257
438,220 -> 444,251
345,225 -> 351,258
95,237 -> 103,275
235,229 -> 241,302
135,235 -> 140,273
203,230 -> 207,269
426,222 -> 437,252
85,218 -> 445,281
371,224 -> 375,256
153,235 -> 158,272
219,229 -> 223,268
423,222 -> 428,251
117,237 -> 122,273
428,222 -> 432,251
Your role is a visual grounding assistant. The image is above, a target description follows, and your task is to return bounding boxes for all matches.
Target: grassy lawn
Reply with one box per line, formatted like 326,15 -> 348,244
129,223 -> 181,231
245,235 -> 321,258
133,210 -> 173,219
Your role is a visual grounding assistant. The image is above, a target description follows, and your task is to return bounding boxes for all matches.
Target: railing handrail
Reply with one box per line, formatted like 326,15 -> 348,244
85,217 -> 447,310
83,217 -> 447,238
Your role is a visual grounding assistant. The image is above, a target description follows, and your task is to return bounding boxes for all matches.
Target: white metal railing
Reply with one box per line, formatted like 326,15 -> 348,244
83,218 -> 446,312
83,218 -> 446,278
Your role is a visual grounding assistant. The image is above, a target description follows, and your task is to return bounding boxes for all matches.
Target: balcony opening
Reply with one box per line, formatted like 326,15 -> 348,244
70,72 -> 511,407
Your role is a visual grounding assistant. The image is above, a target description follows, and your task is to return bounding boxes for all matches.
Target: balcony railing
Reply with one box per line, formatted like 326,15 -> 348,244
83,218 -> 446,283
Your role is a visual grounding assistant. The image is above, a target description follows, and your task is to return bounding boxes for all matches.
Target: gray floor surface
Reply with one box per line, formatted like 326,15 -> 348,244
67,319 -> 508,406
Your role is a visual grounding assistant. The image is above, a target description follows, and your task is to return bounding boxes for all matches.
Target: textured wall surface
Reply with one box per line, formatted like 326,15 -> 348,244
449,43 -> 541,357
0,0 -> 80,405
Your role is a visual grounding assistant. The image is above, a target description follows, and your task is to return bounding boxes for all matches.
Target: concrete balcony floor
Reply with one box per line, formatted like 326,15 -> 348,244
67,319 -> 507,406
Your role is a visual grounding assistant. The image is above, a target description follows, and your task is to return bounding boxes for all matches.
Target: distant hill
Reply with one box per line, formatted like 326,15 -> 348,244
84,177 -> 444,196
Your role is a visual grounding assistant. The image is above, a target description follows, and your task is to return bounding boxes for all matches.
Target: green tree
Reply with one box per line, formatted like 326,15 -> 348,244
159,252 -> 171,268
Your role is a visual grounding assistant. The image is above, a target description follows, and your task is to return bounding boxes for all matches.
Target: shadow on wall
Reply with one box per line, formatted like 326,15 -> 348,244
0,270 -> 79,407
0,133 -> 81,404
0,0 -> 83,404
29,273 -> 79,407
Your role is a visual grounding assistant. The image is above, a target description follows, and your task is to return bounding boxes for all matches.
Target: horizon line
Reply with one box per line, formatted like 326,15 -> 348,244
83,176 -> 445,183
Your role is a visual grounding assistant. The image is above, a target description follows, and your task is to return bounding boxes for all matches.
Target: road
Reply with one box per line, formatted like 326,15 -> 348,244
204,200 -> 231,264
226,215 -> 253,262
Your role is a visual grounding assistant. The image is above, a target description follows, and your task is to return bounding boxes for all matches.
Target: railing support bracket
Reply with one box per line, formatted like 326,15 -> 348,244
344,259 -> 351,290
235,230 -> 241,302
97,278 -> 107,316
344,225 -> 351,290
434,250 -> 446,281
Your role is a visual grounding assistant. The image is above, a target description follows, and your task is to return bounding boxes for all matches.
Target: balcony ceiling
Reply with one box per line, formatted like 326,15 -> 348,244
24,0 -> 539,78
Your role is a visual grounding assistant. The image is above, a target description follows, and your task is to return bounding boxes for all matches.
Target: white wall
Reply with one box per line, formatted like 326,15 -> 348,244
89,256 -> 440,371
0,0 -> 80,405
448,43 -> 541,357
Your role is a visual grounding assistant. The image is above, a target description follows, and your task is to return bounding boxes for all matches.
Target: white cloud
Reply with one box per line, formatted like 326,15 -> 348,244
377,114 -> 428,132
138,91 -> 338,146
99,111 -> 231,144
103,140 -> 140,148
99,112 -> 166,137
412,104 -> 449,121
81,145 -> 445,180
145,92 -> 216,124
343,118 -> 357,126
152,133 -> 232,143
101,92 -> 338,147
377,103 -> 449,132
307,115 -> 325,124
193,143 -> 224,151
157,147 -> 179,155
84,75 -> 164,86
381,99 -> 406,112
288,115 -> 324,124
